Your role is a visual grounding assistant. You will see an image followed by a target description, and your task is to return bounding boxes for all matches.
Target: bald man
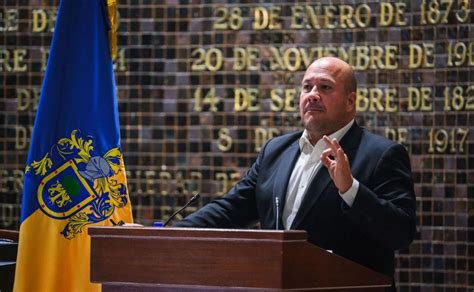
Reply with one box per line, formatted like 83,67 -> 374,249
175,57 -> 417,289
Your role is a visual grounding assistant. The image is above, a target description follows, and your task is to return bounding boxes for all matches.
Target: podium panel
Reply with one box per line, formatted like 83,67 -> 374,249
89,227 -> 391,291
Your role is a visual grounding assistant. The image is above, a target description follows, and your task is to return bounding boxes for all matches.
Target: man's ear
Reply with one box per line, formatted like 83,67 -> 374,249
347,91 -> 356,110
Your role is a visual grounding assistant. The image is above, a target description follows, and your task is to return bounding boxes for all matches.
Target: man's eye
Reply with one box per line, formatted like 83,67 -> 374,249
302,85 -> 312,92
321,85 -> 331,90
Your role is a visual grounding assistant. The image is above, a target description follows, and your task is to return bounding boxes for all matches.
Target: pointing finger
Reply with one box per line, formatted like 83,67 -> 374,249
322,135 -> 334,147
323,135 -> 338,153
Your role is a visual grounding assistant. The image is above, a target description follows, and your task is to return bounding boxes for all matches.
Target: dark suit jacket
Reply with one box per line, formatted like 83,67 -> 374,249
175,122 -> 417,280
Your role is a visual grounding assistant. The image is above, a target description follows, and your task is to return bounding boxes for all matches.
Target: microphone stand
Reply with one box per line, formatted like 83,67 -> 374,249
163,193 -> 200,227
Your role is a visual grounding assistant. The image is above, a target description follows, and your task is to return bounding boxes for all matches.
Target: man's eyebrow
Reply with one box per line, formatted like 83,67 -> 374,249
302,77 -> 334,84
317,77 -> 335,83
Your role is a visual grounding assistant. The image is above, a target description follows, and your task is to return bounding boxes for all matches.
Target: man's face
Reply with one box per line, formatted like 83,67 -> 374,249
299,59 -> 355,138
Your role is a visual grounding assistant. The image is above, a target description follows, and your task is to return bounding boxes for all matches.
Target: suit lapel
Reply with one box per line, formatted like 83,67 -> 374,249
290,123 -> 363,229
272,139 -> 300,230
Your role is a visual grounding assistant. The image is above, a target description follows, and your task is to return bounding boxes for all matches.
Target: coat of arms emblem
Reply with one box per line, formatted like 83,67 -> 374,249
26,129 -> 129,239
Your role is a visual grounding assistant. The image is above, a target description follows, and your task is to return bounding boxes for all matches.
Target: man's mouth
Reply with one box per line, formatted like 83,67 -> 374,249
305,104 -> 324,113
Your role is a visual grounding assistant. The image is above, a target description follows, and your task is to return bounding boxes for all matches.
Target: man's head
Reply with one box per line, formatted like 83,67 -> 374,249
299,57 -> 357,142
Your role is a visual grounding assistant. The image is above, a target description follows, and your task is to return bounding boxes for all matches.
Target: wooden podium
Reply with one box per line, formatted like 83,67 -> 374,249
89,227 -> 391,291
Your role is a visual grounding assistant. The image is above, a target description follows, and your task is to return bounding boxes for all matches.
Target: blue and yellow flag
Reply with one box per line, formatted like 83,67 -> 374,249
14,0 -> 132,291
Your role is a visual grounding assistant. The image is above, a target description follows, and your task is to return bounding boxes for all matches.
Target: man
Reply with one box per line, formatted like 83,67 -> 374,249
175,57 -> 417,287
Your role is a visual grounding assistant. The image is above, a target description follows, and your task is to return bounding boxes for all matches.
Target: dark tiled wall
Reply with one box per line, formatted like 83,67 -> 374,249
0,1 -> 473,290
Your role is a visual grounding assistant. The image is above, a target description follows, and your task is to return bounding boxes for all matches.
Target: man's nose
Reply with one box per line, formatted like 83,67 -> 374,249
308,86 -> 320,101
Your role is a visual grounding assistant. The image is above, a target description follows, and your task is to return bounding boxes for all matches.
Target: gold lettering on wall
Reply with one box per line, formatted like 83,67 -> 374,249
254,127 -> 280,152
428,128 -> 469,153
175,171 -> 188,195
234,88 -> 260,112
13,49 -> 27,72
1,204 -> 15,227
125,170 -> 204,196
15,126 -> 32,150
253,6 -> 281,30
159,171 -> 172,196
233,47 -> 260,71
144,170 -> 156,196
32,9 -> 57,33
191,48 -> 223,71
194,87 -> 220,112
443,86 -> 474,111
16,88 -> 40,111
0,170 -> 24,193
356,88 -> 398,112
270,46 -> 324,71
270,89 -> 297,112
40,47 -> 50,71
409,43 -> 435,68
379,2 -> 407,26
12,170 -> 24,193
339,5 -> 355,28
0,49 -> 28,72
269,45 -> 399,71
213,7 -> 243,30
353,4 -> 371,28
385,128 -> 408,146
455,0 -> 470,23
447,42 -> 474,67
0,170 -> 8,192
217,128 -> 233,152
290,4 -> 372,29
419,0 -> 469,25
407,87 -> 433,111
0,9 -> 19,31
189,171 -> 202,195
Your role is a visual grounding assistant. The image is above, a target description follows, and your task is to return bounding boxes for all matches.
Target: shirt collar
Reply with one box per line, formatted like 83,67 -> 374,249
298,119 -> 355,151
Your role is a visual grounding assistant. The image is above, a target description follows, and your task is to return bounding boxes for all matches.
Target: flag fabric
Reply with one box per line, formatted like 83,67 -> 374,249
14,0 -> 132,291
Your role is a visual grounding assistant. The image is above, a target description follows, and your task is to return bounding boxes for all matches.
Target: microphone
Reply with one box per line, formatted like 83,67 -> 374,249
163,193 -> 200,227
275,197 -> 280,230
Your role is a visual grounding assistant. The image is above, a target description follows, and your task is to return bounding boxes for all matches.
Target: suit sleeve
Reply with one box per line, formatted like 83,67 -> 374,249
342,143 -> 417,251
173,142 -> 268,228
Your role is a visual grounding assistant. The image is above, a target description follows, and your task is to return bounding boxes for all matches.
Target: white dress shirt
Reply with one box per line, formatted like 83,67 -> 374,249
282,120 -> 359,229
